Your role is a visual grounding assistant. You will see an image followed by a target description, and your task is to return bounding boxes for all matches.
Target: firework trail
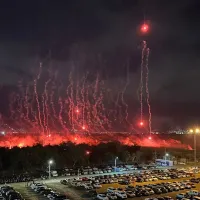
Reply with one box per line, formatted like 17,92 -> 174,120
121,60 -> 130,123
115,92 -> 123,124
24,84 -> 30,120
44,79 -> 51,134
9,92 -> 15,120
34,63 -> 44,133
58,97 -> 68,132
81,74 -> 87,129
93,75 -> 99,127
145,47 -> 152,134
85,83 -> 92,129
140,41 -> 147,122
50,88 -> 57,129
68,72 -> 74,130
75,80 -> 80,121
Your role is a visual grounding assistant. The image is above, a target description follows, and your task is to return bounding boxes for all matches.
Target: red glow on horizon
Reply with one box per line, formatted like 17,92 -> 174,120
140,23 -> 149,33
0,132 -> 191,150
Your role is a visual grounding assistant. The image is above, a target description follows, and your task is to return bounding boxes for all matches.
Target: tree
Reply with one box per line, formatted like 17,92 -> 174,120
120,151 -> 131,163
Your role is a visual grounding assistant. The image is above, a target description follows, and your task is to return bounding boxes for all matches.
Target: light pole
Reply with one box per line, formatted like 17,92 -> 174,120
189,128 -> 199,173
48,160 -> 53,179
165,153 -> 169,164
114,157 -> 118,172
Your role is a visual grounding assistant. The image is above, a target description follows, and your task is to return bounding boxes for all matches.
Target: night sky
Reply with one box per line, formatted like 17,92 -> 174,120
0,0 -> 200,124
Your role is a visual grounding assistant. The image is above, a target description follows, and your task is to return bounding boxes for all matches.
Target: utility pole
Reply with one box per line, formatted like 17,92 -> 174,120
153,151 -> 157,162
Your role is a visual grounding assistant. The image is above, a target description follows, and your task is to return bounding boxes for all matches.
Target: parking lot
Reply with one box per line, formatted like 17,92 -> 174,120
1,167 -> 200,200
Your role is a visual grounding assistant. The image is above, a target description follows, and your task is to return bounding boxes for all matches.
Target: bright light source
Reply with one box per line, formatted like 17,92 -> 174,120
18,143 -> 24,148
196,128 -> 200,133
165,153 -> 169,157
1,131 -> 5,135
140,23 -> 149,33
49,160 -> 53,165
148,136 -> 152,140
75,109 -> 79,113
189,129 -> 194,133
115,157 -> 118,160
82,126 -> 86,130
86,151 -> 90,155
74,137 -> 77,141
139,121 -> 144,126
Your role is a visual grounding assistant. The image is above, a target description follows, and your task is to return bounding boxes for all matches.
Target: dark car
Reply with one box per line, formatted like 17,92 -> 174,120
141,190 -> 150,196
1,186 -> 13,195
41,189 -> 54,196
60,180 -> 68,185
8,192 -> 23,200
190,178 -> 199,183
165,186 -> 173,192
160,187 -> 168,193
135,191 -> 143,197
153,188 -> 162,194
118,180 -> 130,185
86,190 -> 97,197
50,194 -> 68,200
157,197 -> 165,200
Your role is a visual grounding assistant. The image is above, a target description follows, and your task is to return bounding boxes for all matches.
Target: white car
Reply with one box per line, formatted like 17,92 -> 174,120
107,193 -> 117,200
185,184 -> 192,189
107,187 -> 117,193
126,191 -> 136,198
31,183 -> 43,190
93,183 -> 102,189
146,188 -> 154,195
84,184 -> 93,190
116,191 -> 127,199
97,194 -> 109,200
152,177 -> 158,181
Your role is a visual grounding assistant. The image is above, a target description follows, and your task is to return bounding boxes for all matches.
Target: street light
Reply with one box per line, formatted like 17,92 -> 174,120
165,153 -> 169,163
114,157 -> 118,172
48,160 -> 53,179
189,128 -> 199,173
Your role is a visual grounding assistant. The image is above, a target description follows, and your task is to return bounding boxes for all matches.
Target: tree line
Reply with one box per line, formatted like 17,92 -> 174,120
0,142 -> 196,175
